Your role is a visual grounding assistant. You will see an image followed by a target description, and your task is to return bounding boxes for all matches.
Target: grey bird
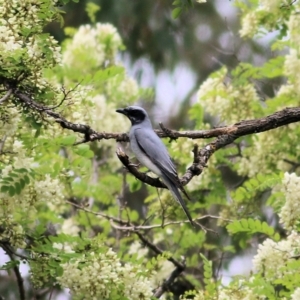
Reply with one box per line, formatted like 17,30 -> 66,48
116,106 -> 194,226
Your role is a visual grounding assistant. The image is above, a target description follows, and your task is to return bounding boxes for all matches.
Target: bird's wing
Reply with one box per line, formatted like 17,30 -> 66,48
134,128 -> 180,184
134,128 -> 194,225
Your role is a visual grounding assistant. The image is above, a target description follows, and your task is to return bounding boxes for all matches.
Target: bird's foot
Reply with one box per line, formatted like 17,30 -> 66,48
128,163 -> 140,168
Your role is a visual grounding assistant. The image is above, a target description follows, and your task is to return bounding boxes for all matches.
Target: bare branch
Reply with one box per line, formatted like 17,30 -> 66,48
8,86 -> 300,187
10,86 -> 300,143
67,199 -> 230,230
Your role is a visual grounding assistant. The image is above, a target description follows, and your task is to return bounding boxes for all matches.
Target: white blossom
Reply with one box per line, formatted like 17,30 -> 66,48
252,231 -> 300,280
0,106 -> 20,137
288,13 -> 300,48
63,23 -> 122,71
60,218 -> 80,236
260,0 -> 283,13
34,174 -> 65,208
239,12 -> 259,38
291,287 -> 300,300
58,248 -> 154,299
279,172 -> 300,230
197,68 -> 258,124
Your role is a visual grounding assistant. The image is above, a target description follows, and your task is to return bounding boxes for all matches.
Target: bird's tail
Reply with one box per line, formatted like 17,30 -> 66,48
163,177 -> 194,227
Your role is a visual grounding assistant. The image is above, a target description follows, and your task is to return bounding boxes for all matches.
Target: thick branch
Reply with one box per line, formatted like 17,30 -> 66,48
10,87 -> 300,143
9,87 -> 300,187
1,243 -> 26,300
153,266 -> 185,298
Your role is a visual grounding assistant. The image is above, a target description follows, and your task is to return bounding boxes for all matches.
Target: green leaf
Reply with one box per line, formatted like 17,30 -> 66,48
172,0 -> 181,5
1,185 -> 10,193
60,135 -> 77,146
227,218 -> 278,240
9,186 -> 15,197
75,144 -> 94,158
15,168 -> 28,174
0,260 -> 20,270
129,180 -> 142,192
172,7 -> 182,19
15,182 -> 22,195
24,175 -> 30,184
85,2 -> 100,23
19,178 -> 26,189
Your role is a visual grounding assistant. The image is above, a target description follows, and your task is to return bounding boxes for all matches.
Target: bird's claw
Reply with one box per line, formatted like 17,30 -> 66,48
128,163 -> 140,168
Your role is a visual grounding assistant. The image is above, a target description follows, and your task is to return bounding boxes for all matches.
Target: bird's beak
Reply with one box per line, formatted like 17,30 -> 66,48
116,108 -> 127,115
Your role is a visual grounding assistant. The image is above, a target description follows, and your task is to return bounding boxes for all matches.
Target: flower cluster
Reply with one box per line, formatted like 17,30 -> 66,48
63,23 -> 123,72
106,75 -> 140,105
34,174 -> 65,209
0,218 -> 26,248
0,0 -> 61,91
237,131 -> 277,177
252,231 -> 300,281
0,140 -> 65,218
288,13 -> 300,48
238,0 -> 291,38
218,284 -> 257,300
58,248 -> 153,300
291,288 -> 300,300
0,106 -> 20,137
237,123 -> 298,178
239,11 -> 259,38
283,13 -> 300,98
197,68 -> 259,124
60,218 -> 80,236
29,254 -> 54,288
279,172 -> 300,230
260,0 -> 282,13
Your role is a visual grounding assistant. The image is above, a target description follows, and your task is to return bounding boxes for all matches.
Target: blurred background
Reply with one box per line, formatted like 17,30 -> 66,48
0,1 -> 279,299
48,0 -> 270,126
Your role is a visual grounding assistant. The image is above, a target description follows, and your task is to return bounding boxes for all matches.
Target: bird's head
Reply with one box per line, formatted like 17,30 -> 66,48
116,106 -> 150,126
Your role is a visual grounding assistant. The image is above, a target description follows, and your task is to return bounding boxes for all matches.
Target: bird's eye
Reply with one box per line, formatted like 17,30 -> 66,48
129,109 -> 145,121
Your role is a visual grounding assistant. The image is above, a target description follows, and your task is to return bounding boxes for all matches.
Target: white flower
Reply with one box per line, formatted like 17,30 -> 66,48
239,11 -> 259,38
252,232 -> 300,280
58,248 -> 153,299
291,287 -> 300,300
0,106 -> 20,137
279,172 -> 300,230
288,13 -> 300,47
60,218 -> 80,236
34,174 -> 65,207
63,23 -> 122,71
197,68 -> 258,124
260,0 -> 283,13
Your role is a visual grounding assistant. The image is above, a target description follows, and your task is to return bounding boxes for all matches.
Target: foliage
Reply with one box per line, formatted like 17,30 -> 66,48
1,0 -> 300,300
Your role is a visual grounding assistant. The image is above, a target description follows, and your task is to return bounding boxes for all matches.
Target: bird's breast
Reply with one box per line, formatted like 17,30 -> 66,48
129,135 -> 162,177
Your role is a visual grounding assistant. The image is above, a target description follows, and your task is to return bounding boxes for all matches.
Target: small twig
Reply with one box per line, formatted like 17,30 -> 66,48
68,200 -> 232,229
0,89 -> 12,104
66,200 -> 129,225
110,221 -> 187,298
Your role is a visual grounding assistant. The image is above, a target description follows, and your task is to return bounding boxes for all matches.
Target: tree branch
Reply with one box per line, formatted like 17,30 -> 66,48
153,265 -> 185,298
1,243 -> 26,300
67,200 -> 187,298
8,86 -> 300,187
10,86 -> 300,143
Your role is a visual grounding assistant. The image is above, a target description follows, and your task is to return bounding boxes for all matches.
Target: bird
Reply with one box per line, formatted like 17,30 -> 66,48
116,105 -> 194,226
